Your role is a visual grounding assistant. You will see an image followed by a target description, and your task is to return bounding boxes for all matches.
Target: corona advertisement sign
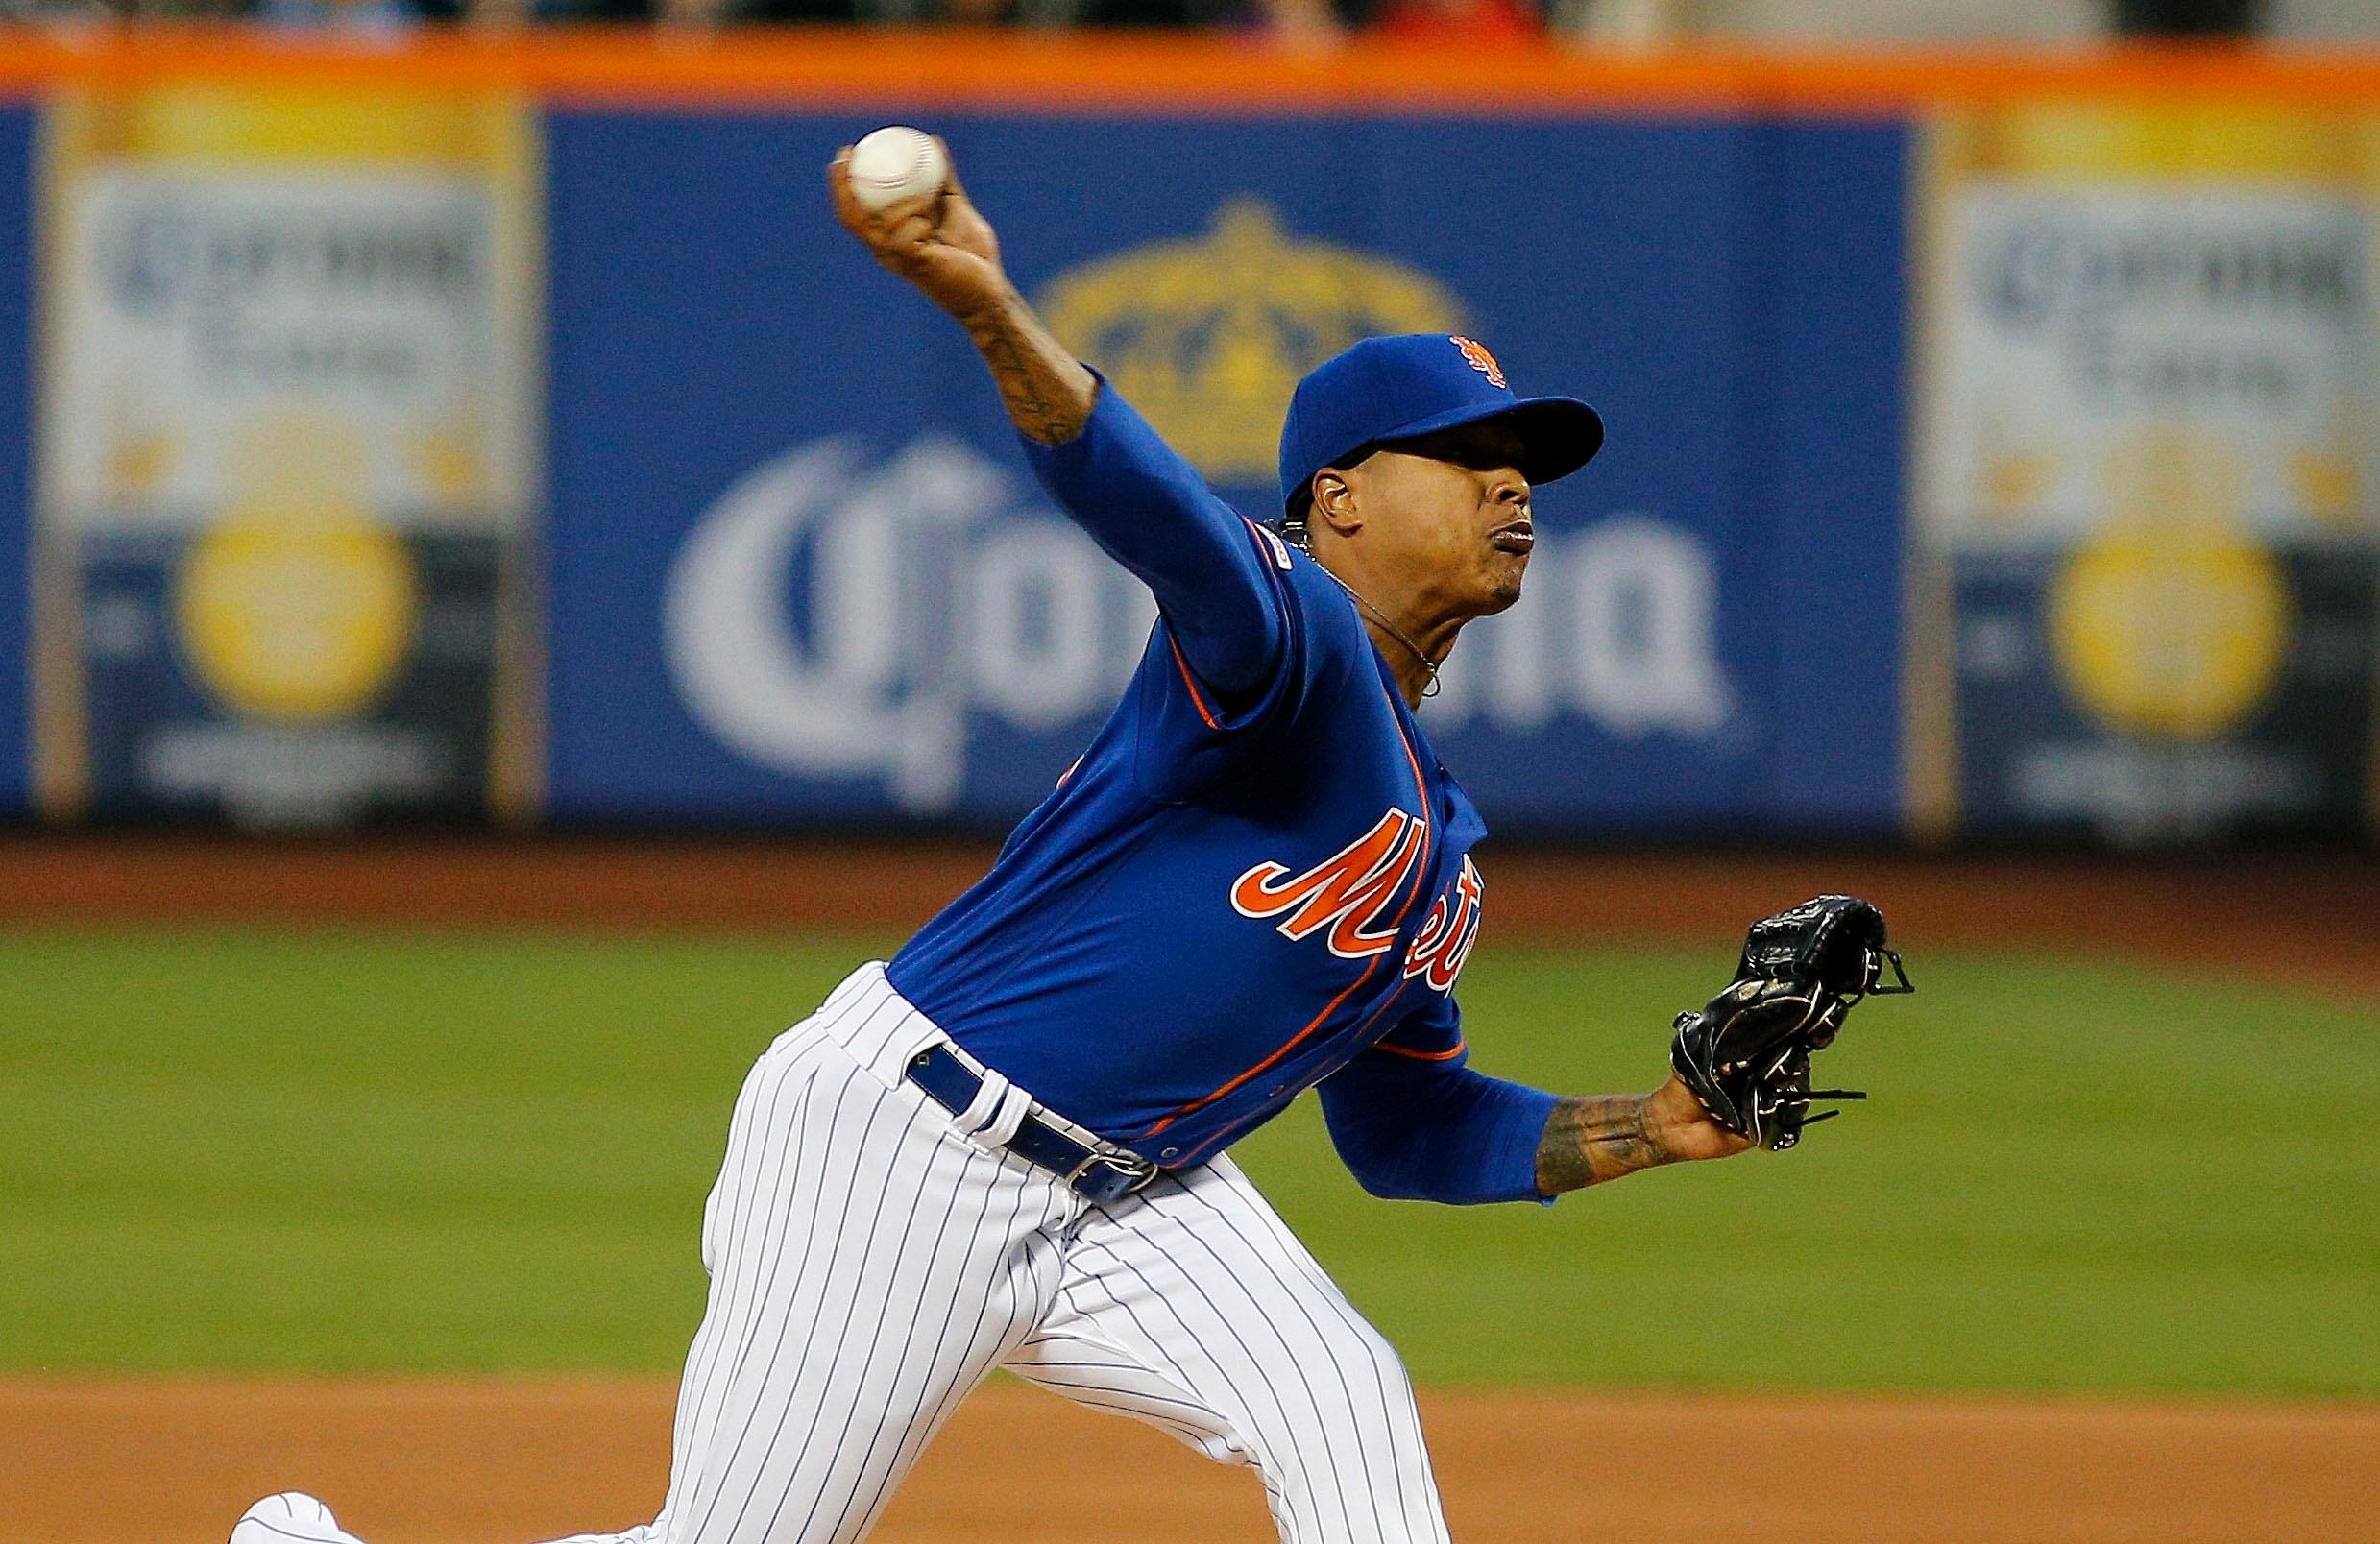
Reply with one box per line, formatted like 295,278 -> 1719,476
1910,102 -> 2380,841
34,84 -> 542,825
537,99 -> 1907,834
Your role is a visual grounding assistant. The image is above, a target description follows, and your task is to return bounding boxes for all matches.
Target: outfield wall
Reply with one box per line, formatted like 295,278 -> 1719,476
0,35 -> 2375,842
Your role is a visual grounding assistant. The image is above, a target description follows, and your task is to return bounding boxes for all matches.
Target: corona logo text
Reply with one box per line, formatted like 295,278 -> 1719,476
665,435 -> 1157,814
665,439 -> 1737,814
1426,516 -> 1735,739
1230,808 -> 1430,960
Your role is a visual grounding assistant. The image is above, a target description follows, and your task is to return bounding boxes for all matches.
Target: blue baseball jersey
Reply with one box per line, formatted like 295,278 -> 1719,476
887,384 -> 1557,1204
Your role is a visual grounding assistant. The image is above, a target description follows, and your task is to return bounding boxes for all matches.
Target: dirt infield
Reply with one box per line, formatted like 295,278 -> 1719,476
5,1375 -> 2372,1544
4,831 -> 2378,989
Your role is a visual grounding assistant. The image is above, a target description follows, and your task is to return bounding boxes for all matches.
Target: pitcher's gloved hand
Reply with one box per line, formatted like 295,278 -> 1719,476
1668,895 -> 1913,1151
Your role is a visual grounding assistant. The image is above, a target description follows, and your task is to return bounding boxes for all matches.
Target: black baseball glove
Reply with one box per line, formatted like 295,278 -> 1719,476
1669,895 -> 1912,1150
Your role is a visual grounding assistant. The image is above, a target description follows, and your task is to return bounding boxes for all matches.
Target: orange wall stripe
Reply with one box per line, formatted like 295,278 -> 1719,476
0,31 -> 2371,116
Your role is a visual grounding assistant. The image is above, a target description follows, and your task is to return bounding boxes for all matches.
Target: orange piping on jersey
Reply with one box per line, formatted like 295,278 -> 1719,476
1372,1038 -> 1466,1062
1137,677 -> 1438,1142
1168,636 -> 1222,731
1137,954 -> 1385,1142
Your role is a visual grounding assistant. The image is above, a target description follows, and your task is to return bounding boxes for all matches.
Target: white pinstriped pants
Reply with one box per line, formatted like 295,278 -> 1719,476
540,962 -> 1451,1544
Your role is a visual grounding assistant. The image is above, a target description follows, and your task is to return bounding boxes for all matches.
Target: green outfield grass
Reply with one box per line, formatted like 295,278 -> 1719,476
3,927 -> 2373,1398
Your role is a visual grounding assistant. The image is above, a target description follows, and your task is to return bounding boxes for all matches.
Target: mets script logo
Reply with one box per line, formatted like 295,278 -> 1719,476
1229,812 -> 1486,994
1451,336 -> 1506,388
1403,856 -> 1484,992
1231,808 -> 1429,960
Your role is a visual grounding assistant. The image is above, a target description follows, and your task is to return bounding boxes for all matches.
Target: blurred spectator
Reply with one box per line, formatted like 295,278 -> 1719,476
1367,0 -> 1540,38
616,0 -> 1321,29
8,0 -> 245,16
457,0 -> 650,23
252,0 -> 426,32
2111,0 -> 2259,32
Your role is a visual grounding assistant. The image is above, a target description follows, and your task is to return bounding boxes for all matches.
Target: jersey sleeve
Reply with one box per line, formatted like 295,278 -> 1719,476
1017,377 -> 1288,704
1316,997 -> 1560,1207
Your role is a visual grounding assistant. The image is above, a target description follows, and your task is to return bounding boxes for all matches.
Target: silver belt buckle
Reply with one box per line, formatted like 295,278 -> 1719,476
1064,1147 -> 1157,1194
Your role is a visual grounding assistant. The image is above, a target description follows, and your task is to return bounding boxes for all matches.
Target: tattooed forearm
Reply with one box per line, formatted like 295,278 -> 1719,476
1535,1094 -> 1678,1196
959,281 -> 1096,445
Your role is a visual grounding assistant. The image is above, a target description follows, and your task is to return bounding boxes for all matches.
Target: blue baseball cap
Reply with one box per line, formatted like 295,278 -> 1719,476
1277,334 -> 1604,516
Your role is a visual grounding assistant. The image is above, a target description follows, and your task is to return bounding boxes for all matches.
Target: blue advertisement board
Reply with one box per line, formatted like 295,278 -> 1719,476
543,109 -> 1909,833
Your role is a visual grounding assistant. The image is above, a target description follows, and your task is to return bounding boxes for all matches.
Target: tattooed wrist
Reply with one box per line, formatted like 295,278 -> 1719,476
1535,1094 -> 1676,1196
959,282 -> 1095,445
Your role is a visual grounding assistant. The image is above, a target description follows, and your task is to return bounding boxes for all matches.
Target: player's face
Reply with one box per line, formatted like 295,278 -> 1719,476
1348,422 -> 1535,616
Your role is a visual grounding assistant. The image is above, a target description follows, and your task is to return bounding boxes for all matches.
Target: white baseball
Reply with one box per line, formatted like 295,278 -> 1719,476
846,126 -> 949,213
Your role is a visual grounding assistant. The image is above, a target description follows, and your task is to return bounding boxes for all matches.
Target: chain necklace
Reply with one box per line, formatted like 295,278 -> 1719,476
1318,566 -> 1443,699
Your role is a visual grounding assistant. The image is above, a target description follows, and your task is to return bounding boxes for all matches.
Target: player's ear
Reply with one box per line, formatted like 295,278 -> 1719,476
1310,468 -> 1363,539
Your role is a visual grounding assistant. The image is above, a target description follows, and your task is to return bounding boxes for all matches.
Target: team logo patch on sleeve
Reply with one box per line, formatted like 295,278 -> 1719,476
1451,336 -> 1506,389
1230,808 -> 1429,960
1245,518 -> 1295,571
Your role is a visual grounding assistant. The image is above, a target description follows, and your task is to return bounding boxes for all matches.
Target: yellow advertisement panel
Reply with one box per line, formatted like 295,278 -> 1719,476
35,85 -> 541,826
1910,102 -> 2380,842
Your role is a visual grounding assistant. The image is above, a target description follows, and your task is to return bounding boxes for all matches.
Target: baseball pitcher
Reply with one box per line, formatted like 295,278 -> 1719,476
232,136 -> 1906,1544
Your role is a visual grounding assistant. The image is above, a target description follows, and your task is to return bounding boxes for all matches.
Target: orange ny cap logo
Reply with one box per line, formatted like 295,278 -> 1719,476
1451,336 -> 1506,388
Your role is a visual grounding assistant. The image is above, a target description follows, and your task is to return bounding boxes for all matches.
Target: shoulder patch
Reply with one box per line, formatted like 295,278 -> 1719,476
1245,518 -> 1296,572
